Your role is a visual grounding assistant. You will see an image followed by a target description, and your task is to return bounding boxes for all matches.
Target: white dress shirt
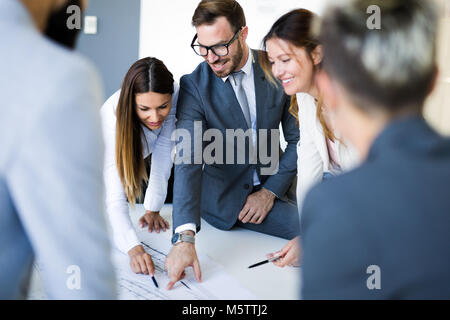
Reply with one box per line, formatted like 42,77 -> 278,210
100,83 -> 178,254
221,48 -> 260,187
174,48 -> 261,236
296,92 -> 360,218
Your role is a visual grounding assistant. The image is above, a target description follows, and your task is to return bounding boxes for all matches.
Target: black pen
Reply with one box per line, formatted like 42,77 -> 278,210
248,255 -> 280,269
180,281 -> 191,290
151,275 -> 159,288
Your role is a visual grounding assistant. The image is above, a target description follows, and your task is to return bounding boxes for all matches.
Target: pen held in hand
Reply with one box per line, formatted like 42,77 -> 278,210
248,255 -> 280,269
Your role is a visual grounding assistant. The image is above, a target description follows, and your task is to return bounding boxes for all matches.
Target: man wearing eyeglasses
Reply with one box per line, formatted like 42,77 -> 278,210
165,0 -> 300,289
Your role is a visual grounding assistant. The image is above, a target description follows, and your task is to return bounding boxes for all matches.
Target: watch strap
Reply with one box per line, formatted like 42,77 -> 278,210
179,233 -> 195,244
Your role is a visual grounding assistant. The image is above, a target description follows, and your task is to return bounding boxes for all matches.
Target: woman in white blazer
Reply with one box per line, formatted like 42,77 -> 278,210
261,9 -> 360,267
295,92 -> 359,206
100,57 -> 178,275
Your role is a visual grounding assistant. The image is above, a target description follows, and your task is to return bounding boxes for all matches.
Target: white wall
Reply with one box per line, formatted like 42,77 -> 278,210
424,0 -> 450,135
140,0 -> 327,82
140,0 -> 450,135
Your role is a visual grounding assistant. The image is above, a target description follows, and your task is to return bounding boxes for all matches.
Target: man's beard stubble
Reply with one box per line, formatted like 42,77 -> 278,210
210,40 -> 244,78
44,0 -> 82,50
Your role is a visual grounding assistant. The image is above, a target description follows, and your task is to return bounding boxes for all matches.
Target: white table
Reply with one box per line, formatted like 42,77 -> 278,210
27,204 -> 300,300
130,204 -> 300,300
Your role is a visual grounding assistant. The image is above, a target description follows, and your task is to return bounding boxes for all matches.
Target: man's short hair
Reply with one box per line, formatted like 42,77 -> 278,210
192,0 -> 246,33
318,0 -> 438,113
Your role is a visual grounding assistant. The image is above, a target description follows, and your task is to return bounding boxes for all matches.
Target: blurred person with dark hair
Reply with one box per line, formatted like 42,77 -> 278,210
0,0 -> 115,298
100,57 -> 178,276
300,0 -> 450,299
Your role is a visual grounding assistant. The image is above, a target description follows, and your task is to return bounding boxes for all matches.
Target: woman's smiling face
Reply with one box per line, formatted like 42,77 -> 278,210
135,91 -> 172,131
266,37 -> 317,96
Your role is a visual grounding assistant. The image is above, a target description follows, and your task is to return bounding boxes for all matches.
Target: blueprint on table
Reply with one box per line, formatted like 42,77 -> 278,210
113,230 -> 255,300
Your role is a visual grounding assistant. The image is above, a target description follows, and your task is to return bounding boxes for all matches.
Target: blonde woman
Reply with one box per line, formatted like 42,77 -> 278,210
261,9 -> 360,267
100,57 -> 178,275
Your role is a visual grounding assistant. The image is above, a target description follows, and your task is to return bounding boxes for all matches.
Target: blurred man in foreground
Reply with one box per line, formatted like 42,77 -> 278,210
0,0 -> 116,299
301,0 -> 450,299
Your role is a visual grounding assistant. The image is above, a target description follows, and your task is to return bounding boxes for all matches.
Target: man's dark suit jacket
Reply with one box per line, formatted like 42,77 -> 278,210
301,115 -> 450,299
173,49 -> 299,232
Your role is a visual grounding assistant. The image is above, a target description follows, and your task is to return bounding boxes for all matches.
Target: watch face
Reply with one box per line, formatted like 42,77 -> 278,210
171,233 -> 179,245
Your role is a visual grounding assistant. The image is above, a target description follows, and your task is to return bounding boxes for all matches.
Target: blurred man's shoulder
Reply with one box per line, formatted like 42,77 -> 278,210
39,39 -> 100,88
26,36 -> 103,110
301,165 -> 375,222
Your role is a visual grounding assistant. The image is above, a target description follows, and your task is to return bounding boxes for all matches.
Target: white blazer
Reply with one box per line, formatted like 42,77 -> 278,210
100,83 -> 179,254
296,92 -> 360,215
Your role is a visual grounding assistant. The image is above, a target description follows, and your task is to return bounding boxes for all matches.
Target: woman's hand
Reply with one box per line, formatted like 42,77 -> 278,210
128,245 -> 155,275
267,236 -> 302,268
139,210 -> 170,233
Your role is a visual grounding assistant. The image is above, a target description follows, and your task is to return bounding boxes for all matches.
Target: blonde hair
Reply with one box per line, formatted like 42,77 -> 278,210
260,9 -> 336,142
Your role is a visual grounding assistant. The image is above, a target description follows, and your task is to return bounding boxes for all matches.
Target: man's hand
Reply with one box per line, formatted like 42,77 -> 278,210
238,188 -> 276,224
165,232 -> 201,290
139,210 -> 170,233
267,236 -> 302,268
128,245 -> 155,275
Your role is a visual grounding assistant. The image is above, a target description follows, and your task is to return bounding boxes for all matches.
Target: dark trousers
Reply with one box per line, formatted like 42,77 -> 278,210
234,185 -> 300,240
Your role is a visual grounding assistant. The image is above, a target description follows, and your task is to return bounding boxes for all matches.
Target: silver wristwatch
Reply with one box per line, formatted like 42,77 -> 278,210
171,232 -> 195,245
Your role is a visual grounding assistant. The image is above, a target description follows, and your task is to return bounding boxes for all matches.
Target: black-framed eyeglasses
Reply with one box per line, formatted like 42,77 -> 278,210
191,28 -> 242,57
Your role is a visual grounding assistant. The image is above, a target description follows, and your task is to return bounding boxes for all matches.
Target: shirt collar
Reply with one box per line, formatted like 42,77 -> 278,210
221,47 -> 253,82
142,123 -> 162,136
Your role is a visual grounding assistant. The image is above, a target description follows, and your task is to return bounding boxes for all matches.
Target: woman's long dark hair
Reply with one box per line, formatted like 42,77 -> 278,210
115,57 -> 174,205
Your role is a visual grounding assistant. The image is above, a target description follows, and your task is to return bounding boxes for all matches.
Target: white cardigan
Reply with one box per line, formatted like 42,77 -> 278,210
296,92 -> 360,216
100,83 -> 178,254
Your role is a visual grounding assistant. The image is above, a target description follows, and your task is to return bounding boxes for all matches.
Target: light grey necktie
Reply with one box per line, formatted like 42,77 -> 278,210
231,71 -> 251,128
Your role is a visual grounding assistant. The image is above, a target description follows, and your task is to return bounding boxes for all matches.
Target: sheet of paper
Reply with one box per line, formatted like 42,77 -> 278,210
113,230 -> 256,300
